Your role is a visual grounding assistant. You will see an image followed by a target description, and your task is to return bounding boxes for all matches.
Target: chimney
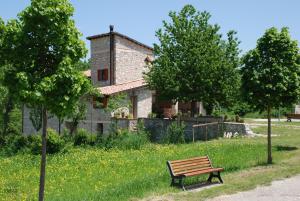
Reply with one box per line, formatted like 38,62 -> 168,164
109,25 -> 114,32
109,25 -> 115,85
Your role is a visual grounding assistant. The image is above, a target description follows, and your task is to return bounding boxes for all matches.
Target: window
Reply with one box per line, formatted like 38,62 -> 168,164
96,123 -> 103,134
93,96 -> 108,108
97,69 -> 108,81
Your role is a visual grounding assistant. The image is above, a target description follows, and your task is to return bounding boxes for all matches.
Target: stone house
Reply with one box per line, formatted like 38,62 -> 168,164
22,26 -> 205,135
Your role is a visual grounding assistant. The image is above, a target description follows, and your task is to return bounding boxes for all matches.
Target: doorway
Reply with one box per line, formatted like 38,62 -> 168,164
130,96 -> 137,118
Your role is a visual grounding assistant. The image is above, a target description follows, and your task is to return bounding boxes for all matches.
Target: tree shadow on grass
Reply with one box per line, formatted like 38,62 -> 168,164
275,145 -> 298,152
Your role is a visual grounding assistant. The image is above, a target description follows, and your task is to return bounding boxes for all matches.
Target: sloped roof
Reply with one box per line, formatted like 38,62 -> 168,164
86,31 -> 153,51
99,79 -> 147,95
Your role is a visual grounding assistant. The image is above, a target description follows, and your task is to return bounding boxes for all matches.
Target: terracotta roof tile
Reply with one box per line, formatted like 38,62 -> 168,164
99,79 -> 147,95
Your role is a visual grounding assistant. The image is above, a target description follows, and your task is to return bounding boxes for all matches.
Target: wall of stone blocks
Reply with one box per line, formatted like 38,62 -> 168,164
90,36 -> 111,87
115,35 -> 153,84
140,118 -> 251,143
23,106 -> 65,135
135,88 -> 152,118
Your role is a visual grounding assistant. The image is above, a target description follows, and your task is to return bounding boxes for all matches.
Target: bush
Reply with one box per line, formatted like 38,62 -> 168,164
47,129 -> 65,154
4,135 -> 30,154
164,122 -> 185,144
104,129 -> 149,150
28,134 -> 42,155
74,129 -> 97,146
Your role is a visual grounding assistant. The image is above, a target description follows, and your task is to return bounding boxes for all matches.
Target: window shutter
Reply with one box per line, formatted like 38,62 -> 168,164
103,97 -> 108,108
104,69 -> 108,81
92,97 -> 97,108
97,70 -> 101,81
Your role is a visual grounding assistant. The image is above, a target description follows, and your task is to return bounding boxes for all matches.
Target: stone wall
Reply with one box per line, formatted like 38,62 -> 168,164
140,118 -> 251,143
23,106 -> 65,135
115,35 -> 153,84
90,36 -> 110,87
135,88 -> 152,118
222,122 -> 247,135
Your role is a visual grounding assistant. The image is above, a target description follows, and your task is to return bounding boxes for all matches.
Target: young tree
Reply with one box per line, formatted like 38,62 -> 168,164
144,5 -> 241,116
241,27 -> 300,164
29,106 -> 42,132
67,102 -> 86,135
1,0 -> 91,200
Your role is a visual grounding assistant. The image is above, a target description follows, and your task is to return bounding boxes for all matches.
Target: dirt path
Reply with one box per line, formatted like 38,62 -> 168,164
208,175 -> 300,201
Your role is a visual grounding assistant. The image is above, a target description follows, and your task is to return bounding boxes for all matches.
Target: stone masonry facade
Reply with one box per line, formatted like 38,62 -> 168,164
23,27 -> 154,135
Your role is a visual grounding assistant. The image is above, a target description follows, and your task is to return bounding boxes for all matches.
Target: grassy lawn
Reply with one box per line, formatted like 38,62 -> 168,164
0,121 -> 300,201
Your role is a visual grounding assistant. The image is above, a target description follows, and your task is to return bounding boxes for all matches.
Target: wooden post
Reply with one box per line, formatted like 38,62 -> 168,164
192,127 -> 195,143
205,125 -> 208,141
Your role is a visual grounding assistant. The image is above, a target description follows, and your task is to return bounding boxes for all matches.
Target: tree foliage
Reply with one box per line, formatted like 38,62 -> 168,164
242,27 -> 300,111
241,27 -> 300,164
144,5 -> 241,115
0,1 -> 92,200
29,106 -> 42,132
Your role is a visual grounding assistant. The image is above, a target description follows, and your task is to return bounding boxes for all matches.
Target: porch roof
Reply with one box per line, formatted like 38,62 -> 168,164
98,79 -> 147,95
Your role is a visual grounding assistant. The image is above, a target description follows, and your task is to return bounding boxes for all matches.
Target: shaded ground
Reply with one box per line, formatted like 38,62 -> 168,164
208,175 -> 300,201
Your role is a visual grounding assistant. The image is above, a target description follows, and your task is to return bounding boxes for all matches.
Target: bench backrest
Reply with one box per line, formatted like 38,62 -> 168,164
167,156 -> 212,177
287,113 -> 300,118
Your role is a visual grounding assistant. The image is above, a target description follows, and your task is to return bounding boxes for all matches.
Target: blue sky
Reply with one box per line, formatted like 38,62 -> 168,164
1,0 -> 300,58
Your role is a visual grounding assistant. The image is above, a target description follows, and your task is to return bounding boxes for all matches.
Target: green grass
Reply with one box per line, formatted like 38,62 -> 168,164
169,122 -> 300,201
1,122 -> 300,201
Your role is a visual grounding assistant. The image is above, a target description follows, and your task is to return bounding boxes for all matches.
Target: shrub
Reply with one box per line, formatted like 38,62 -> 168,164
105,129 -> 149,150
0,135 -> 5,147
28,134 -> 42,155
4,135 -> 29,154
46,129 -> 65,154
74,129 -> 97,146
147,112 -> 157,118
165,122 -> 185,144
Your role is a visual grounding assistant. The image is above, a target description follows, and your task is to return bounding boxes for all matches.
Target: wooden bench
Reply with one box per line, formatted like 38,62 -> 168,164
286,113 -> 300,122
167,156 -> 224,190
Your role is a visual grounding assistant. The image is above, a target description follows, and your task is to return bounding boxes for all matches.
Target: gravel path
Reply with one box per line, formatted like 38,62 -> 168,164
208,175 -> 300,201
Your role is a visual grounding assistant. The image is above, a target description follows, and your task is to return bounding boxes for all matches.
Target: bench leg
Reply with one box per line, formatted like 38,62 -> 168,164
170,178 -> 175,186
207,173 -> 213,183
179,178 -> 185,191
217,171 -> 223,183
207,172 -> 223,183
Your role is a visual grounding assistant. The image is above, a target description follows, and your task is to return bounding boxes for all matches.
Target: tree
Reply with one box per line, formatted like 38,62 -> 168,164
144,5 -> 241,116
74,59 -> 91,71
0,18 -> 20,135
29,106 -> 42,132
67,102 -> 86,135
241,27 -> 300,164
1,0 -> 91,200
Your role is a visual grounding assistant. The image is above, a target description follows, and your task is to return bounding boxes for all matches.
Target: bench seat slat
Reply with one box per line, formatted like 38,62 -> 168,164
173,165 -> 211,172
182,168 -> 224,177
170,156 -> 208,164
172,161 -> 211,169
171,159 -> 210,166
174,166 -> 213,176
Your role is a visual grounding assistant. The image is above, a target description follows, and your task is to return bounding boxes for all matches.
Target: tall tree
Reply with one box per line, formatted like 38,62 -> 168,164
144,5 -> 240,116
0,18 -> 19,135
1,0 -> 91,200
241,27 -> 300,164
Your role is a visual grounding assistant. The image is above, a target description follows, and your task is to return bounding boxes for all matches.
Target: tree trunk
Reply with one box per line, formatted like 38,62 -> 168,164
39,107 -> 47,201
3,96 -> 13,134
267,106 -> 272,164
70,120 -> 78,136
191,101 -> 197,117
58,117 -> 63,135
